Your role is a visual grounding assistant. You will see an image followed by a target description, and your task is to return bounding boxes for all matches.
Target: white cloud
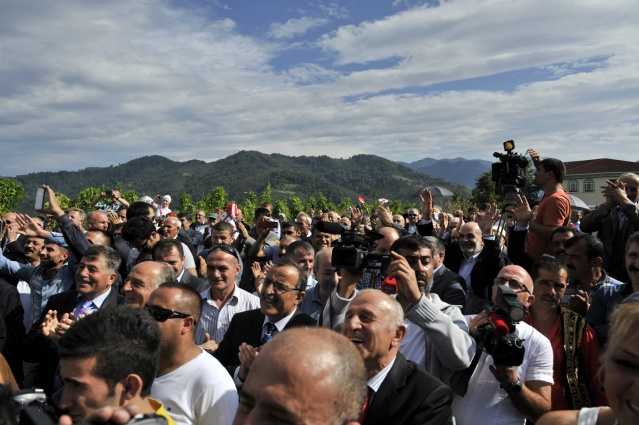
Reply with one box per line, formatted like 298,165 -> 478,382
268,16 -> 328,40
0,0 -> 638,178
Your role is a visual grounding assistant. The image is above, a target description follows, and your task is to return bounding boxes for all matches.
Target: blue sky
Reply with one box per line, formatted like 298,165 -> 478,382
1,0 -> 638,176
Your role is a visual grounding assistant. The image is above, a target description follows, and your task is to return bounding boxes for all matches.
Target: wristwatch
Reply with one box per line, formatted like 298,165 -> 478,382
501,380 -> 523,394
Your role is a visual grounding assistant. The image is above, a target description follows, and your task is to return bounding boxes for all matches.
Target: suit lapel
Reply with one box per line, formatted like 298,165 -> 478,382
366,354 -> 407,422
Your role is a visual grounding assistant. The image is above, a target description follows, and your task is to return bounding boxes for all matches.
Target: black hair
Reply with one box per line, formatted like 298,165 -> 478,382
539,158 -> 567,183
530,256 -> 568,282
121,217 -> 156,243
57,305 -> 161,397
152,238 -> 185,260
564,233 -> 604,261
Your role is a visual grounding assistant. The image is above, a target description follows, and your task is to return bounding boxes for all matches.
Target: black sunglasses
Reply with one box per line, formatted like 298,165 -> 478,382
210,244 -> 241,262
144,305 -> 196,325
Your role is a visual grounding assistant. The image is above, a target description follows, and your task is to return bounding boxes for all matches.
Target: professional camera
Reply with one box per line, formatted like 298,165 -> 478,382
315,221 -> 391,272
475,285 -> 526,366
491,140 -> 529,205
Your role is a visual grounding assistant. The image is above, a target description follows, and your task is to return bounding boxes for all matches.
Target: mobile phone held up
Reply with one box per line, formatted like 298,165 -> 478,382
34,187 -> 46,210
257,221 -> 279,229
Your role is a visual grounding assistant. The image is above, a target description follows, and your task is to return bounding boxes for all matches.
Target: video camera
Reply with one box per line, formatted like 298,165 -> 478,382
475,285 -> 526,366
11,388 -> 169,425
314,222 -> 391,272
491,140 -> 529,205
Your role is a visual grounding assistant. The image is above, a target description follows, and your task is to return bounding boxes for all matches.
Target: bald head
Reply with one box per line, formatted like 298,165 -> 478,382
234,327 -> 367,425
88,210 -> 109,230
375,227 -> 402,254
493,265 -> 535,307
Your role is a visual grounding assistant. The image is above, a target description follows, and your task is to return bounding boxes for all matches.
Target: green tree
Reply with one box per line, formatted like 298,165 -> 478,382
336,197 -> 354,216
471,167 -> 538,209
202,186 -> 229,212
273,200 -> 290,221
73,187 -> 101,212
241,192 -> 258,226
121,189 -> 138,207
287,196 -> 304,217
54,192 -> 72,211
179,193 -> 195,213
259,183 -> 272,206
316,193 -> 330,212
305,196 -> 317,214
0,178 -> 25,215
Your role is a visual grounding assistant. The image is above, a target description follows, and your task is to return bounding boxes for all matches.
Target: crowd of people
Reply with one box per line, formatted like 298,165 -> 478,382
0,148 -> 638,425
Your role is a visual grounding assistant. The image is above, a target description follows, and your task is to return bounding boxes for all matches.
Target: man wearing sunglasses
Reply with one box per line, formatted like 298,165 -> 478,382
214,258 -> 316,386
452,265 -> 553,425
147,283 -> 238,425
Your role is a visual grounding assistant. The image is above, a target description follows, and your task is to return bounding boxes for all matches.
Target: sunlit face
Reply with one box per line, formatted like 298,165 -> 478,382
604,333 -> 639,425
67,211 -> 85,228
24,237 -> 45,263
39,243 -> 68,269
206,249 -> 241,293
59,357 -> 123,423
122,262 -> 165,308
492,266 -> 534,307
195,211 -> 206,224
260,265 -> 304,323
75,257 -> 116,300
406,209 -> 419,225
296,218 -> 309,234
311,229 -> 332,252
291,249 -> 313,278
392,214 -> 405,227
88,212 -> 109,231
532,268 -> 567,311
342,291 -> 401,371
210,230 -> 233,245
161,218 -> 180,239
315,251 -> 338,301
459,223 -> 483,257
154,247 -> 184,276
375,228 -> 399,254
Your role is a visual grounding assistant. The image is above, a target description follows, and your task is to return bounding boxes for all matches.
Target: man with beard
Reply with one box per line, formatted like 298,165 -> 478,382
526,257 -> 606,411
587,232 -> 639,344
388,235 -> 475,385
443,205 -> 505,312
562,234 -> 622,317
214,258 -> 316,386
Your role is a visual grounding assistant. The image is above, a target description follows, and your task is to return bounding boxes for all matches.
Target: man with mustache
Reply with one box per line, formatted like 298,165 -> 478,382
526,256 -> 606,411
214,258 -> 316,387
563,234 -> 622,317
388,235 -> 476,385
587,231 -> 639,344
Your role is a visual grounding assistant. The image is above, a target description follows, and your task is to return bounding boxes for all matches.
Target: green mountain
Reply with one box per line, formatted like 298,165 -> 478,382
12,151 -> 468,210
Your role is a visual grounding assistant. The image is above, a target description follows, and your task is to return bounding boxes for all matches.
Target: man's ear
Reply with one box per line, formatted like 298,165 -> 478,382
592,256 -> 603,268
392,325 -> 407,347
294,291 -> 306,305
525,294 -> 536,308
122,374 -> 144,401
181,316 -> 196,335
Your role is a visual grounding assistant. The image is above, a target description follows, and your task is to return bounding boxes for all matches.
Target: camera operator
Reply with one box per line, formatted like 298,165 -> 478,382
451,265 -> 553,425
90,189 -> 129,212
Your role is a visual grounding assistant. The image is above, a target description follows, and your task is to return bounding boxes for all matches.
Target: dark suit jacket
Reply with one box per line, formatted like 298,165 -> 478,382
507,227 -> 535,272
214,307 -> 316,375
443,239 -> 504,303
364,353 -> 454,425
179,270 -> 209,293
580,203 -> 639,282
22,287 -> 124,394
432,265 -> 467,309
0,279 -> 25,383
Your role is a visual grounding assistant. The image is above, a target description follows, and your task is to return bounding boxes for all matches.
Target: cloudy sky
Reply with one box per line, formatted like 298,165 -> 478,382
1,0 -> 638,176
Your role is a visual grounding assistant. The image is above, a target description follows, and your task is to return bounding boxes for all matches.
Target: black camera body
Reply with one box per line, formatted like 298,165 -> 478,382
475,285 -> 526,366
491,140 -> 529,205
315,221 -> 390,272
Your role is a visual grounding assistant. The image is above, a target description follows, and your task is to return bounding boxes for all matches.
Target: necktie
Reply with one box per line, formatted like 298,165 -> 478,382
75,299 -> 93,318
359,386 -> 373,423
618,207 -> 626,230
261,322 -> 277,345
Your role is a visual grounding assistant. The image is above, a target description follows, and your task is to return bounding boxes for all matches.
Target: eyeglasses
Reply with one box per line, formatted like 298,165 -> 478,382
494,277 -> 531,294
210,244 -> 241,262
144,305 -> 197,325
407,214 -> 418,217
262,278 -> 300,294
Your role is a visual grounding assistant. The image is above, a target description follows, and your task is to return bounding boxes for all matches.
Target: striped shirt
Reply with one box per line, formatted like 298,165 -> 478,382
195,284 -> 260,344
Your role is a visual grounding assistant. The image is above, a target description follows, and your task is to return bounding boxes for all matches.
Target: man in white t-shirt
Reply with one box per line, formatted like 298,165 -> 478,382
452,265 -> 553,425
148,283 -> 238,425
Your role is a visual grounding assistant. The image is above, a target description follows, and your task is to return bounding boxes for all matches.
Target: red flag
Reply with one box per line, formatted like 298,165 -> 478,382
358,195 -> 365,204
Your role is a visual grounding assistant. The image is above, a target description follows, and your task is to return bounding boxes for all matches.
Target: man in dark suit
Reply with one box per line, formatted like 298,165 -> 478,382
342,289 -> 454,425
0,278 -> 25,384
443,217 -> 505,313
214,258 -> 316,384
22,245 -> 125,394
424,236 -> 467,308
152,239 -> 208,293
